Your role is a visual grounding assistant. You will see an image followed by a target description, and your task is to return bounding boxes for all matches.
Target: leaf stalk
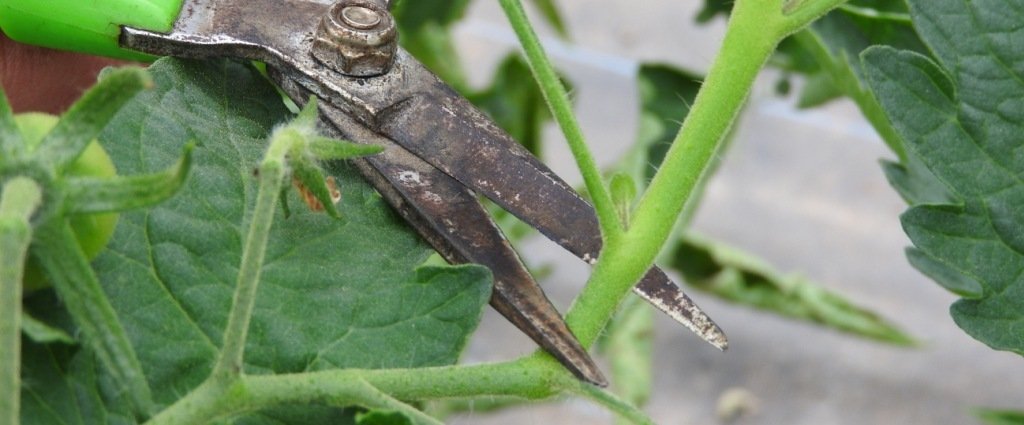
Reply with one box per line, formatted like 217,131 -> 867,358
0,177 -> 42,425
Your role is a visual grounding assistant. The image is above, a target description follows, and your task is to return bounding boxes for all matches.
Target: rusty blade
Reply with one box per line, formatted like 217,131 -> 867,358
119,0 -> 724,352
119,0 -> 610,385
374,58 -> 728,351
296,92 -> 607,386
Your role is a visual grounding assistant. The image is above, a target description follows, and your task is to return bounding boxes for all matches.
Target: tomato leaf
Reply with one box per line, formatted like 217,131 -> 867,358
863,0 -> 1024,354
669,234 -> 916,345
20,58 -> 492,423
20,341 -> 136,425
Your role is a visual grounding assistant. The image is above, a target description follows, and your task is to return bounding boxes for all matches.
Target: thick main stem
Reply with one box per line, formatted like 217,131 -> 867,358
0,177 -> 41,425
566,0 -> 847,348
627,1 -> 781,273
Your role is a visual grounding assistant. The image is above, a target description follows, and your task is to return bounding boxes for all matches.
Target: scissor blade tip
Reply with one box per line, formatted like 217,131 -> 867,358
581,371 -> 609,388
704,328 -> 729,351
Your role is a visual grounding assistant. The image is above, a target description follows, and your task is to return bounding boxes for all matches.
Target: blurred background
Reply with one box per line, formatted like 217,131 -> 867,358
432,1 -> 1024,424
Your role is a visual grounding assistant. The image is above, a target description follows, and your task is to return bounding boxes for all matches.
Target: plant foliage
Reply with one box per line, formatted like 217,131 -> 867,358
863,0 -> 1024,355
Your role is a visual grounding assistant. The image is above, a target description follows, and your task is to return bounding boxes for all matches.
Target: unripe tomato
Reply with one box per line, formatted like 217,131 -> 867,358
16,113 -> 118,290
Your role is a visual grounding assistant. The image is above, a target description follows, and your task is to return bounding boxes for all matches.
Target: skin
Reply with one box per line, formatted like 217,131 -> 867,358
0,32 -> 124,113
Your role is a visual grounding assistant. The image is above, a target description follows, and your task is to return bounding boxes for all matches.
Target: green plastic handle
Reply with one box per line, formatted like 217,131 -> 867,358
0,0 -> 184,60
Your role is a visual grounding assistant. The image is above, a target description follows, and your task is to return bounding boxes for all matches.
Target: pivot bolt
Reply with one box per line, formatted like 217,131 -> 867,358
312,0 -> 397,77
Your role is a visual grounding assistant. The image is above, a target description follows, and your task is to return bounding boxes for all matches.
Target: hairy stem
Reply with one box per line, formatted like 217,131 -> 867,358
147,357 -> 566,425
212,130 -> 294,381
34,218 -> 155,415
626,0 -> 846,292
0,177 -> 42,425
571,380 -> 656,425
497,0 -> 624,240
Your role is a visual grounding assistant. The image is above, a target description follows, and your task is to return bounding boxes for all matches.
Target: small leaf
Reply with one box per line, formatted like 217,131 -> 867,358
290,154 -> 342,218
34,67 -> 151,172
64,143 -> 194,214
975,408 -> 1024,425
21,311 -> 75,344
669,234 -> 916,345
293,97 -> 320,131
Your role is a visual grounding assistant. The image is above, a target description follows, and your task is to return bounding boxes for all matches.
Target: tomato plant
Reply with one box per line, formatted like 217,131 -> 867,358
14,112 -> 118,289
2,0 -> 1022,424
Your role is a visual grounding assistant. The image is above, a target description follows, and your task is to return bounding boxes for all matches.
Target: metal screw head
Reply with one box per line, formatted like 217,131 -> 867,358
340,6 -> 381,29
312,0 -> 397,77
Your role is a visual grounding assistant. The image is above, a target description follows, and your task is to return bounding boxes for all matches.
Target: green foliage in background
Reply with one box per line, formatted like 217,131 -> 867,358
864,0 -> 1024,356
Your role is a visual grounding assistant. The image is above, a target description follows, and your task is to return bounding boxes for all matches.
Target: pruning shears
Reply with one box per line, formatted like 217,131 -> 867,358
0,0 -> 727,386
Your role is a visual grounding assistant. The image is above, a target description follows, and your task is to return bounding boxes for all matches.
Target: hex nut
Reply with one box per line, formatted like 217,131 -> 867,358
312,0 -> 397,77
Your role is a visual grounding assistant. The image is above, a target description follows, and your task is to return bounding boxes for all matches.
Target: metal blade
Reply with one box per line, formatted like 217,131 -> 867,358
372,60 -> 728,351
293,88 -> 607,386
120,0 -> 724,351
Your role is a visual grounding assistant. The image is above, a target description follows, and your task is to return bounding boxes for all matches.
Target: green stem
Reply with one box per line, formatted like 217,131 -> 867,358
571,381 -> 655,425
627,0 -> 845,285
211,130 -> 294,382
562,243 -> 640,347
0,177 -> 42,425
34,218 -> 155,416
147,357 -> 566,425
497,0 -> 623,240
628,0 -> 778,268
556,0 -> 847,356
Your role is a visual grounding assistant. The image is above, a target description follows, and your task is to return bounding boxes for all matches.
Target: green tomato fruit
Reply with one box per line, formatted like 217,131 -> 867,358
16,113 -> 118,290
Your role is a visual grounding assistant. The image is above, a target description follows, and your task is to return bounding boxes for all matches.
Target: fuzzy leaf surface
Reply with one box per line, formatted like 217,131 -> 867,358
863,0 -> 1024,354
22,58 -> 492,423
